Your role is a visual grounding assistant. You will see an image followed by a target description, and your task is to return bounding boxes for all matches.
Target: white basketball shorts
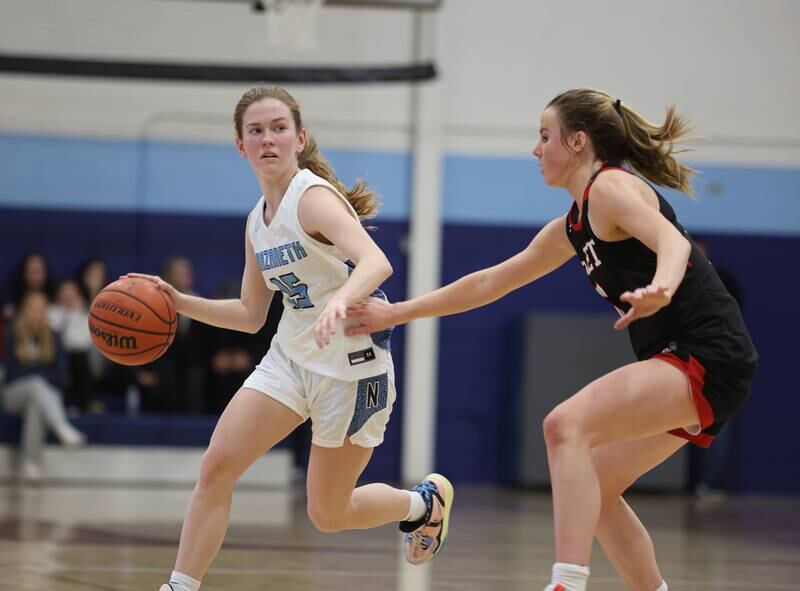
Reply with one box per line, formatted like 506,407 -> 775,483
243,341 -> 396,448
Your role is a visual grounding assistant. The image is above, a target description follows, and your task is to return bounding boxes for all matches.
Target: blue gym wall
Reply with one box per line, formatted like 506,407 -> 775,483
2,133 -> 798,494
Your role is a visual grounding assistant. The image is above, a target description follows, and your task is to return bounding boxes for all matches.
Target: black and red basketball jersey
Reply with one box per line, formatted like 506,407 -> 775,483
565,164 -> 757,366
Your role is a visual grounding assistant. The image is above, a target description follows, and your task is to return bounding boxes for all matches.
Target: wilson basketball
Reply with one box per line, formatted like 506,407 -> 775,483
88,277 -> 177,366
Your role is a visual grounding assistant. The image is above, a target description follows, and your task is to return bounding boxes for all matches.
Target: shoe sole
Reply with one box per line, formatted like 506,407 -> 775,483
424,472 -> 454,557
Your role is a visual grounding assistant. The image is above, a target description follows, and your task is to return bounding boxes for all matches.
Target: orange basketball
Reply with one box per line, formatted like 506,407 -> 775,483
88,277 -> 177,366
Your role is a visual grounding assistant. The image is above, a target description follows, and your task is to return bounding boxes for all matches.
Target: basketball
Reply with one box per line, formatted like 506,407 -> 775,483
88,277 -> 177,366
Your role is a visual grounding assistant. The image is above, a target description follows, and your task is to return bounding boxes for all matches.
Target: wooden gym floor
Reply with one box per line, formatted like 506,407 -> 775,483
0,482 -> 798,590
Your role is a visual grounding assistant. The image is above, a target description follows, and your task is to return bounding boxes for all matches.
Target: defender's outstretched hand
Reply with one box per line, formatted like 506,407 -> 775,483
615,285 -> 672,330
345,297 -> 397,336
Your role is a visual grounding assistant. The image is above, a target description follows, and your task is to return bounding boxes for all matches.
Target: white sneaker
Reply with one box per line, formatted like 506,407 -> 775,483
19,460 -> 43,483
56,424 -> 87,448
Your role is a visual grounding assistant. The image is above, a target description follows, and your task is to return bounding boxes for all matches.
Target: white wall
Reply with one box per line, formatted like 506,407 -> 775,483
439,0 -> 800,166
1,0 -> 799,165
0,0 -> 417,150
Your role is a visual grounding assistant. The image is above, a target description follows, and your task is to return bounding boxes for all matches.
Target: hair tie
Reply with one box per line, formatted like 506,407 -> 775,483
614,98 -> 622,112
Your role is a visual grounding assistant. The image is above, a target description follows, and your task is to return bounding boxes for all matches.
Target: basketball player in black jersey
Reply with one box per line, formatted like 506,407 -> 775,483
346,88 -> 758,591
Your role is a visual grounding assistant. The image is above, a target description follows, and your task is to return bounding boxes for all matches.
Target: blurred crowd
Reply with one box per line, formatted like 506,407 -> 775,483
0,252 -> 282,419
0,252 -> 303,482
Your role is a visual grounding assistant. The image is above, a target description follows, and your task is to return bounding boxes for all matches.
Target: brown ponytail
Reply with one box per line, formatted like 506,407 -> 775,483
234,85 -> 381,221
298,133 -> 380,221
547,89 -> 696,195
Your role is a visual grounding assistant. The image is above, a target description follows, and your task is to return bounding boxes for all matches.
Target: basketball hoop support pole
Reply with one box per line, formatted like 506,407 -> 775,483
401,8 -> 443,483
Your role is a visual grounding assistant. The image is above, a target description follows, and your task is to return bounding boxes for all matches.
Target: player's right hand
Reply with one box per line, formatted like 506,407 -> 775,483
123,273 -> 184,311
615,284 -> 671,330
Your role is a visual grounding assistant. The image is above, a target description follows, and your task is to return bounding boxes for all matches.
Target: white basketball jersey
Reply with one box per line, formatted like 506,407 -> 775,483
246,168 -> 391,381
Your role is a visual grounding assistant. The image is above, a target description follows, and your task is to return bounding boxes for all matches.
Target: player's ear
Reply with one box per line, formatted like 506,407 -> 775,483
296,128 -> 308,154
571,130 -> 587,153
235,136 -> 246,158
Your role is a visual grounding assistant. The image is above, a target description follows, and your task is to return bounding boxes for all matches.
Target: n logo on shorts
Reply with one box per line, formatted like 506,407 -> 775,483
347,373 -> 389,436
366,381 -> 382,408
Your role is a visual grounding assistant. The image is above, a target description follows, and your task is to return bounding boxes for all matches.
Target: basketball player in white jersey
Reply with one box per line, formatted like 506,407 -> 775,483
129,86 -> 454,591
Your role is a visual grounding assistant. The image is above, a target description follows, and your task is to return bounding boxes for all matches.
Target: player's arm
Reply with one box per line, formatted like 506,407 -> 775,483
590,171 -> 691,329
299,185 -> 392,346
131,229 -> 272,333
300,186 -> 392,305
348,215 -> 574,334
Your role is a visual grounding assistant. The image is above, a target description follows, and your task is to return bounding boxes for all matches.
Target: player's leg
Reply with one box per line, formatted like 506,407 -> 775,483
305,362 -> 410,532
306,439 -> 401,531
305,365 -> 453,564
592,433 -> 687,591
170,388 -> 303,583
305,440 -> 453,565
542,358 -> 698,586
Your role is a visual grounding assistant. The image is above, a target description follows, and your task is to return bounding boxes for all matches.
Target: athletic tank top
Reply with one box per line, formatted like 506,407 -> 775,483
246,168 -> 391,380
565,164 -> 757,365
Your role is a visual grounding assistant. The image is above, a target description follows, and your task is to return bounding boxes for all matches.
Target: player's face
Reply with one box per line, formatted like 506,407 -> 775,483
237,98 -> 306,177
532,107 -> 572,188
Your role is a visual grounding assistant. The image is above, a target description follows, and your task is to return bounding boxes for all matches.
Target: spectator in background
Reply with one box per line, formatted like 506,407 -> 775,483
163,256 -> 207,413
2,291 -> 86,482
49,279 -> 96,414
78,258 -> 109,304
135,256 -> 205,413
200,281 -> 282,414
3,252 -> 55,321
162,256 -> 198,341
77,258 -> 133,406
133,351 -> 179,413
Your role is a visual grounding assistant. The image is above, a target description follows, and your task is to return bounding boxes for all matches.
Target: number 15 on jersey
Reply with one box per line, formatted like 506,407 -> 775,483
270,273 -> 315,309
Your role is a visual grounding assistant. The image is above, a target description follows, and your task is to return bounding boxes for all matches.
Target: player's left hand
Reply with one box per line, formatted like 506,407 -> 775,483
315,296 -> 348,348
615,285 -> 672,330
